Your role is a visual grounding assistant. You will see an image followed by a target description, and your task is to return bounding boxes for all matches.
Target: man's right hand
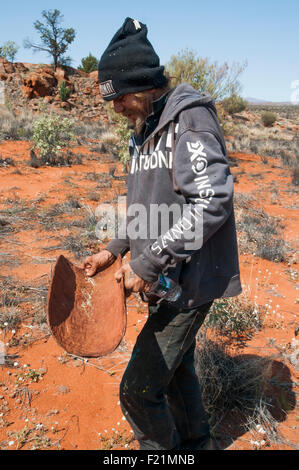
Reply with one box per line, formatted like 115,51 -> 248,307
80,250 -> 116,277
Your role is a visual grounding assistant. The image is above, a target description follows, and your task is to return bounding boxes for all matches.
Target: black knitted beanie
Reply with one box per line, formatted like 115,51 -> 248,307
98,17 -> 167,101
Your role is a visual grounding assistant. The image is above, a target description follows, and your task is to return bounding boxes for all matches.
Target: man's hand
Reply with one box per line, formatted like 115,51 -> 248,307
114,263 -> 152,295
80,250 -> 116,277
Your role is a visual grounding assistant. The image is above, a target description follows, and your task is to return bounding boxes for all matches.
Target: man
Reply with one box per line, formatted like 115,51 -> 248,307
82,17 -> 242,450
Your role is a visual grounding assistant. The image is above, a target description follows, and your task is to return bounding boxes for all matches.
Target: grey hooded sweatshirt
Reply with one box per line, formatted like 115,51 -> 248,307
105,83 -> 242,308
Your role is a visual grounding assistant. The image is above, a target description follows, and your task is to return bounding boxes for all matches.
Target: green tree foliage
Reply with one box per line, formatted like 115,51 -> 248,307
221,93 -> 248,115
261,111 -> 277,127
165,48 -> 247,101
78,53 -> 98,73
24,9 -> 75,71
0,41 -> 19,62
32,114 -> 75,165
59,80 -> 71,101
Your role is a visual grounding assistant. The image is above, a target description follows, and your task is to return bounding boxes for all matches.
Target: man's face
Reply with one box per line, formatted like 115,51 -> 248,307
112,92 -> 152,128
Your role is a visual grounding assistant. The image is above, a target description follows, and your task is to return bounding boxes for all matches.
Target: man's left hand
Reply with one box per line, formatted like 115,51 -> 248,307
114,263 -> 152,295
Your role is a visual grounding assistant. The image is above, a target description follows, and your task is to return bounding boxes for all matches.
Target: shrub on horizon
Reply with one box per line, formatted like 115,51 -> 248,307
222,93 -> 247,115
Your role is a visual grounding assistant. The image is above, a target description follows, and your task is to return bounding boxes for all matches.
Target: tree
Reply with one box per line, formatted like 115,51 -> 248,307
165,49 -> 247,101
24,9 -> 75,71
0,41 -> 19,62
78,53 -> 98,73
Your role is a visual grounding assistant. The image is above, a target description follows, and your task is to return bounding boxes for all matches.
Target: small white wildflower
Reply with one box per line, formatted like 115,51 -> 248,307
122,416 -> 126,421
14,362 -> 19,367
117,401 -> 120,405
4,322 -> 8,327
117,422 -> 120,426
35,423 -> 43,430
23,364 -> 28,368
8,441 -> 14,446
104,429 -> 107,433
11,330 -> 16,334
124,444 -> 128,448
98,433 -> 101,436
25,418 -> 29,422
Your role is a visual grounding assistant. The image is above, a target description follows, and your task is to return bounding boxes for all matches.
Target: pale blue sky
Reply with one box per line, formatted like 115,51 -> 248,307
1,0 -> 298,101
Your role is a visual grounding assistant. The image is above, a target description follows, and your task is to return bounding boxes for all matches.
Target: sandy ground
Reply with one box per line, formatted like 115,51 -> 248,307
0,141 -> 298,451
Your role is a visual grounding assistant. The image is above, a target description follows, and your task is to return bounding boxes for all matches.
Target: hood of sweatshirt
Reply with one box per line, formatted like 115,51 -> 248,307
142,83 -> 216,145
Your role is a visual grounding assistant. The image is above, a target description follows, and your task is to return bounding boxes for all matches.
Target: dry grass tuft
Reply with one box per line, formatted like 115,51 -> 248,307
195,337 -> 275,433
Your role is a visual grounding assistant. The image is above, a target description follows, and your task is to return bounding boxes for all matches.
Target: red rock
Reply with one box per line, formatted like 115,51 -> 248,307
55,67 -> 74,92
22,67 -> 57,99
89,71 -> 98,82
0,58 -> 14,74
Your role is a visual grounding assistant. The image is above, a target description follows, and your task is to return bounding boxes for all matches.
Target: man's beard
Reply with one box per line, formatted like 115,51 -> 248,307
132,93 -> 154,135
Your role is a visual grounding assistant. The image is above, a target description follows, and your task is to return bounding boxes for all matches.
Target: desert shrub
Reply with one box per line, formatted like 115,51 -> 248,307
222,93 -> 247,115
32,114 -> 75,165
261,111 -> 277,127
105,104 -> 133,170
205,292 -> 263,339
59,80 -> 71,101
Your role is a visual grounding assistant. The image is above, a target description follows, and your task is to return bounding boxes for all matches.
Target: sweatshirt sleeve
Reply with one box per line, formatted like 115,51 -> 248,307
129,129 -> 234,282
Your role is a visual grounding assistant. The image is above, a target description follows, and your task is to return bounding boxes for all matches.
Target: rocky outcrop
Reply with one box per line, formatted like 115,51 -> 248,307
0,58 -> 28,75
0,59 -> 106,122
22,66 -> 57,99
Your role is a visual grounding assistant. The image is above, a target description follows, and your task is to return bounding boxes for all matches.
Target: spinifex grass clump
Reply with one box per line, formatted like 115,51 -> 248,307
195,338 -> 273,428
261,111 -> 277,127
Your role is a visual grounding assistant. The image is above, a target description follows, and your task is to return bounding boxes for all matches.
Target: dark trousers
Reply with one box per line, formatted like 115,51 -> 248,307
119,300 -> 212,450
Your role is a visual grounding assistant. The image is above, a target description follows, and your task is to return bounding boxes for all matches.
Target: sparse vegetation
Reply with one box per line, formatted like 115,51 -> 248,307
24,9 -> 75,71
234,194 -> 289,262
261,111 -> 277,127
206,292 -> 263,339
0,107 -> 34,141
106,105 -> 133,169
165,48 -> 247,100
78,53 -> 98,73
59,80 -> 71,102
222,93 -> 247,115
32,114 -> 75,165
195,337 -> 277,439
0,41 -> 19,63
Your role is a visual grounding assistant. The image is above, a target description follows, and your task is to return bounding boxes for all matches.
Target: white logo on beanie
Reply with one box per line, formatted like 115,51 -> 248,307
99,80 -> 116,98
133,19 -> 141,30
